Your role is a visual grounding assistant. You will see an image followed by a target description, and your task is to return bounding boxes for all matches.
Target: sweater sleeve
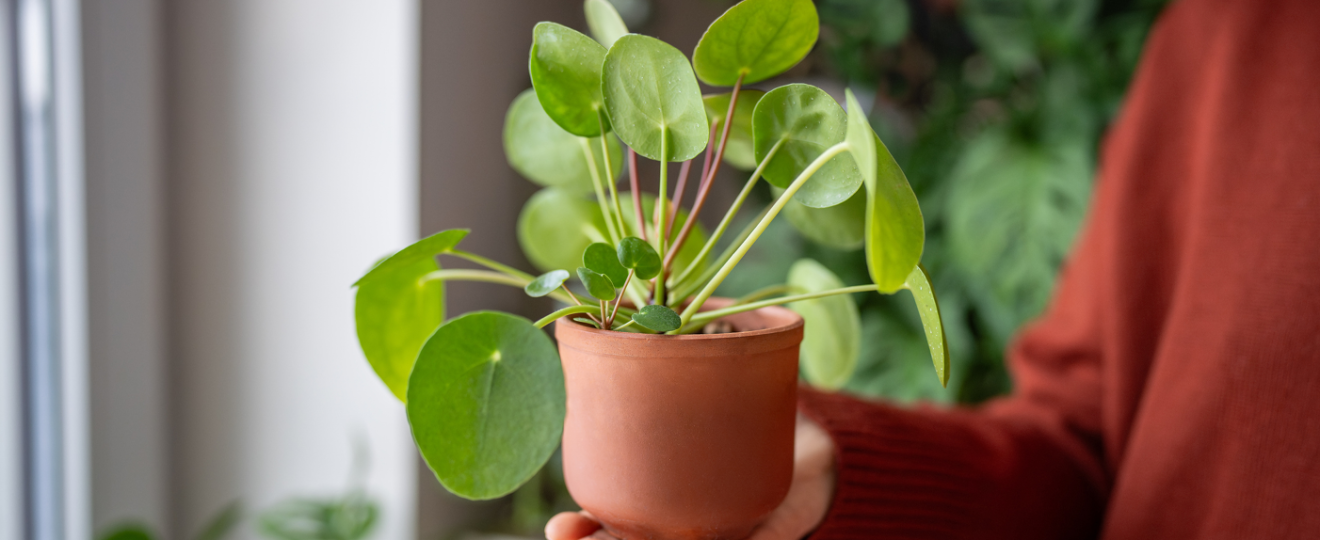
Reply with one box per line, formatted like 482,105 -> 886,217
799,157 -> 1116,539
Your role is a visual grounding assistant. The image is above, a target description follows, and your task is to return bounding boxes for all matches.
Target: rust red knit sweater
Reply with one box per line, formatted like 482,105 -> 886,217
798,0 -> 1320,538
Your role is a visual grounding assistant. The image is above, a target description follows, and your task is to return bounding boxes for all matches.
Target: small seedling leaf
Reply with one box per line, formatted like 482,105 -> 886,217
617,236 -> 661,280
525,270 -> 571,297
577,267 -> 618,301
407,312 -> 564,499
583,242 -> 629,286
753,84 -> 862,208
693,0 -> 819,86
631,304 -> 682,332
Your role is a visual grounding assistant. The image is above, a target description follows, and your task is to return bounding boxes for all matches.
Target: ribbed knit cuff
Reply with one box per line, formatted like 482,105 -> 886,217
798,388 -> 984,539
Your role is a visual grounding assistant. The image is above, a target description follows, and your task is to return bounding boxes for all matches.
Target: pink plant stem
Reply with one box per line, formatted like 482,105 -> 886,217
628,148 -> 646,241
662,73 -> 744,273
664,159 -> 694,241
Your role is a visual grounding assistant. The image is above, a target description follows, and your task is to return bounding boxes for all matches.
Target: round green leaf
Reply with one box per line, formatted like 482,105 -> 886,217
355,257 -> 445,402
525,270 -> 571,298
903,264 -> 949,387
617,236 -> 661,280
407,311 -> 565,500
786,259 -> 861,389
631,304 -> 681,332
504,89 -> 622,195
775,185 -> 865,250
530,22 -> 610,137
602,34 -> 709,162
845,90 -> 924,293
704,90 -> 766,170
615,192 -> 708,279
518,188 -> 609,273
583,242 -> 629,286
753,84 -> 862,208
584,0 -> 629,48
692,0 -> 819,86
355,229 -> 468,286
577,267 -> 618,301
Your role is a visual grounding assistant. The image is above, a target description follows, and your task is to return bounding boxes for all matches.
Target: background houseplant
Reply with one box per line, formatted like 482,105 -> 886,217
351,0 -> 949,521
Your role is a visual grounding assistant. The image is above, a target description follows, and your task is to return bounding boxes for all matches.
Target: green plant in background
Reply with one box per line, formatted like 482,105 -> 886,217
738,0 -> 1167,403
352,0 -> 950,503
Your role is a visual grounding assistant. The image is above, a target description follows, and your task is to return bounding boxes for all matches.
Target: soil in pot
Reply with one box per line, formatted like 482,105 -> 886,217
554,298 -> 804,540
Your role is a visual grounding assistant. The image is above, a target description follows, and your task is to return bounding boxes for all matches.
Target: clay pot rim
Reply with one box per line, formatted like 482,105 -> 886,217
554,298 -> 804,358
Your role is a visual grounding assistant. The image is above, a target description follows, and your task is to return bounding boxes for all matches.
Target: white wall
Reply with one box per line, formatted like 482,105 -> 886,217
167,2 -> 417,538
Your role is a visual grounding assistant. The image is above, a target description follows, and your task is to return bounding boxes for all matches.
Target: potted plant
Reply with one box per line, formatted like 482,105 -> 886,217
352,0 -> 949,537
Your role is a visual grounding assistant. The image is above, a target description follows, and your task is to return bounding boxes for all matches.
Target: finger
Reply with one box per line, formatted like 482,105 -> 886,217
545,512 -> 602,540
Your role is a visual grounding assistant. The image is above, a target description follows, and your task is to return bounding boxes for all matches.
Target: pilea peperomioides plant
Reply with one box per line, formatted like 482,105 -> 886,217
353,0 -> 948,503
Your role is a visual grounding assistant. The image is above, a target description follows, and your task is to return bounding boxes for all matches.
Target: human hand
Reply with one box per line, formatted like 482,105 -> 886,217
545,414 -> 836,540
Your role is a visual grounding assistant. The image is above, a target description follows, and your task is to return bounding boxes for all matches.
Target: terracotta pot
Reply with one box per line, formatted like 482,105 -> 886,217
554,298 -> 804,540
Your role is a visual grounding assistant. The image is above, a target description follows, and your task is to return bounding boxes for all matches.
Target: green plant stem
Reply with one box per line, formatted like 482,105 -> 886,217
668,139 -> 782,288
449,250 -> 535,281
612,319 -> 637,331
534,304 -> 601,329
654,132 -> 669,304
668,204 -> 772,305
580,138 -> 621,244
664,159 -> 693,240
675,142 -> 850,331
598,111 -> 628,238
561,284 -> 584,306
736,283 -> 798,304
628,148 -> 646,241
419,269 -> 571,305
608,270 -> 634,326
681,284 -> 877,332
662,72 -> 745,274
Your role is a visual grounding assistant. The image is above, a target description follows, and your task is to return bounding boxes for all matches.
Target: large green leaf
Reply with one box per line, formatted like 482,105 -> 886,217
704,90 -> 766,170
584,0 -> 629,48
903,265 -> 949,387
846,90 -> 923,293
753,84 -> 862,208
408,312 -> 564,500
518,188 -> 609,273
504,90 -> 621,195
775,185 -> 865,250
787,259 -> 861,389
355,258 -> 445,402
530,23 -> 610,137
354,229 -> 468,286
601,34 -> 709,162
692,0 -> 819,86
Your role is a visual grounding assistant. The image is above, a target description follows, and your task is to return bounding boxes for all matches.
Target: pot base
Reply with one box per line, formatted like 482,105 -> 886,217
555,298 -> 804,540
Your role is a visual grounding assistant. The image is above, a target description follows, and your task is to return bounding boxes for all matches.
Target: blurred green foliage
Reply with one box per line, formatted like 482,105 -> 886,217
796,0 -> 1166,403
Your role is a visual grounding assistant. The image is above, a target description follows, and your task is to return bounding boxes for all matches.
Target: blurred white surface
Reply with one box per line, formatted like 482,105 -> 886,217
168,1 -> 417,538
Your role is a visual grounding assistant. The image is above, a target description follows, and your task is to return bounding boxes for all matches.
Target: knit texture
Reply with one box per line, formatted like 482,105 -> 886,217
798,0 -> 1320,538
